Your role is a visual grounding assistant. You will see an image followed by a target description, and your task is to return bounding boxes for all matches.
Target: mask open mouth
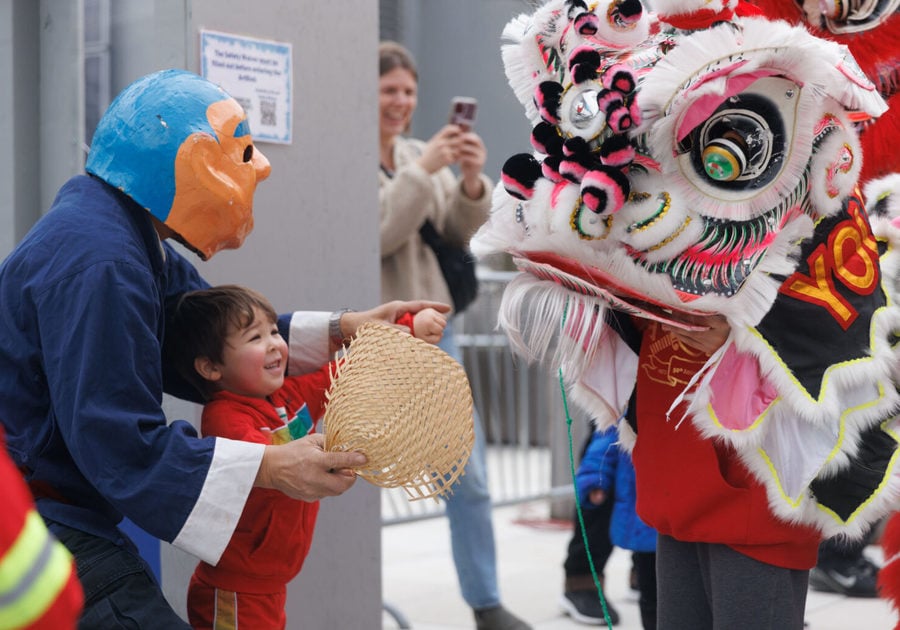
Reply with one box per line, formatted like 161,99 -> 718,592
512,251 -> 712,330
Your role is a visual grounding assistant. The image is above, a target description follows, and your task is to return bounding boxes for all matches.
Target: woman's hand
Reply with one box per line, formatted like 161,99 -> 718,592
418,125 -> 463,174
417,126 -> 487,199
457,130 -> 487,199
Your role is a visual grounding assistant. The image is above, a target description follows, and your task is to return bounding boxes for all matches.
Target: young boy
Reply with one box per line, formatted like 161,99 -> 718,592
163,284 -> 445,629
576,422 -> 657,630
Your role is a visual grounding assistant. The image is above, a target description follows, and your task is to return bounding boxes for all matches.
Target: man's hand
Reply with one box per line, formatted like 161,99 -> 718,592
255,433 -> 367,502
661,314 -> 731,355
337,300 -> 451,350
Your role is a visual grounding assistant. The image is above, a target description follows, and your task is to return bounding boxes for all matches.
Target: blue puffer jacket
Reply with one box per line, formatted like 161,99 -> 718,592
576,424 -> 656,553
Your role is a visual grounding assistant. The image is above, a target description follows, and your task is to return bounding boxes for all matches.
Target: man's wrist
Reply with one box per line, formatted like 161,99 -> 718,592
329,308 -> 354,347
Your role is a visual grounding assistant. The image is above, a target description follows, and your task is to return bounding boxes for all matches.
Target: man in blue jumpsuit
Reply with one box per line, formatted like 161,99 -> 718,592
0,69 -> 439,627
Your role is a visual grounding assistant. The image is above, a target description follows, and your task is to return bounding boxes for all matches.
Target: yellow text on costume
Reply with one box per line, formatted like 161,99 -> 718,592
781,198 -> 879,330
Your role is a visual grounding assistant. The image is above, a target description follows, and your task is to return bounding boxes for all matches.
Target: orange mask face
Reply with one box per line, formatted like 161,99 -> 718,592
165,99 -> 271,259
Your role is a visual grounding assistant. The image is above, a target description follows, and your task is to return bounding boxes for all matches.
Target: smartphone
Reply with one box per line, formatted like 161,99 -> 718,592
448,96 -> 478,131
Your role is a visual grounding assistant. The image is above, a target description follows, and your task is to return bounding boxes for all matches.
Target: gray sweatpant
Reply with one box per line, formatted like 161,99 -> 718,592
656,534 -> 809,630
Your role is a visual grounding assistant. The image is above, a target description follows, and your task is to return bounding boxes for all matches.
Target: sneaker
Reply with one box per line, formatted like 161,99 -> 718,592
559,590 -> 619,626
808,556 -> 880,598
473,605 -> 532,630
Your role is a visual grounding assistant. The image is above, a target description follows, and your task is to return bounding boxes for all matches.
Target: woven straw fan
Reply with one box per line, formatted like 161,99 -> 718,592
323,322 -> 475,501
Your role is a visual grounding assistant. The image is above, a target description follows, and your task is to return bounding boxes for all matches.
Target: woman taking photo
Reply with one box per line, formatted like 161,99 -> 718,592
378,41 -> 530,630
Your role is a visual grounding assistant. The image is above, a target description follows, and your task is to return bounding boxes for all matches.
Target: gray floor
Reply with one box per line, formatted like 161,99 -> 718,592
382,501 -> 895,629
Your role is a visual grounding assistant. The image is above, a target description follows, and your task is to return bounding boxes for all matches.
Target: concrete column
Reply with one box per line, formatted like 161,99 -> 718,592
0,0 -> 41,259
39,0 -> 85,213
161,2 -> 383,627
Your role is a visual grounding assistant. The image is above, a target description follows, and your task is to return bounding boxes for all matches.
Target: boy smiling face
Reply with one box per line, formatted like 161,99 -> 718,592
196,306 -> 287,399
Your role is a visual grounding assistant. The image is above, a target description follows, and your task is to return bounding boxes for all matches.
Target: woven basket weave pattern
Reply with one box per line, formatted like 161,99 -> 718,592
324,323 -> 475,501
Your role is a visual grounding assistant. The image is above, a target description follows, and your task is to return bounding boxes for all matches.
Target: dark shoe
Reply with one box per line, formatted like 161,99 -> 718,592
473,604 -> 532,630
809,556 -> 880,598
559,590 -> 619,626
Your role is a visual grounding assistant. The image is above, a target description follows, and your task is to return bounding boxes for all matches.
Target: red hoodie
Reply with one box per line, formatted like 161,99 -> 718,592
631,321 -> 821,569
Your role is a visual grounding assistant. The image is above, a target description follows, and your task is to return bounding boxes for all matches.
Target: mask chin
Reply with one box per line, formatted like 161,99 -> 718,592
165,200 -> 255,261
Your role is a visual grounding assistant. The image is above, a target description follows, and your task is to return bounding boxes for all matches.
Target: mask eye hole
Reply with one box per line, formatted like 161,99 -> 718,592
243,145 -> 254,163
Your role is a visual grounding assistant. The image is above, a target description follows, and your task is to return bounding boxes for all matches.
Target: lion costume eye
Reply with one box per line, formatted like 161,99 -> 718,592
673,76 -> 800,206
696,104 -> 779,184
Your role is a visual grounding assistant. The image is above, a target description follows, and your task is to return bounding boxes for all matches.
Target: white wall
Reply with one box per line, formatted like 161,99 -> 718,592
390,0 -> 536,183
168,2 -> 383,627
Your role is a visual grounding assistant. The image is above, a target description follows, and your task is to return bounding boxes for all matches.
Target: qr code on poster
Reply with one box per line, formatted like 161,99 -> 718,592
260,97 -> 277,127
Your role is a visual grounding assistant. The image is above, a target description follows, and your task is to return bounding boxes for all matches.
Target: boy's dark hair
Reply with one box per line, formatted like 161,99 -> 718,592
164,284 -> 278,400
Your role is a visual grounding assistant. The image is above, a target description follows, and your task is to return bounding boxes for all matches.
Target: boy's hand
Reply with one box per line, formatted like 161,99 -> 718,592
336,301 -> 451,351
588,488 -> 607,506
413,307 -> 447,344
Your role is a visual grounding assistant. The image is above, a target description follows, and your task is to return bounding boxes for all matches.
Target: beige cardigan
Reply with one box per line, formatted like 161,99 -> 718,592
379,135 -> 493,313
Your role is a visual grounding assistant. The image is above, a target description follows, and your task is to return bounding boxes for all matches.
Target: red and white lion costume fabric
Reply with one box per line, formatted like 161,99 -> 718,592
473,0 -> 900,556
745,0 -> 900,620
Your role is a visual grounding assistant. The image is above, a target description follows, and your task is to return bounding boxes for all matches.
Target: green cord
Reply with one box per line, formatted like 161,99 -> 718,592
558,297 -> 614,629
558,368 -> 614,629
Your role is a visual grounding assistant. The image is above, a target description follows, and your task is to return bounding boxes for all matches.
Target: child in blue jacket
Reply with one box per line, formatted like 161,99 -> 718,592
577,424 -> 657,630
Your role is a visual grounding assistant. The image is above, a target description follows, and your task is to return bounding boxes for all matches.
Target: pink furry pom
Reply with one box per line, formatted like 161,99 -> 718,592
574,11 -> 600,35
542,156 -> 564,183
581,167 -> 630,215
603,64 -> 636,94
600,135 -> 636,167
501,153 -> 542,200
607,106 -> 634,133
531,122 -> 563,156
535,81 -> 564,124
569,46 -> 602,84
597,90 -> 625,115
